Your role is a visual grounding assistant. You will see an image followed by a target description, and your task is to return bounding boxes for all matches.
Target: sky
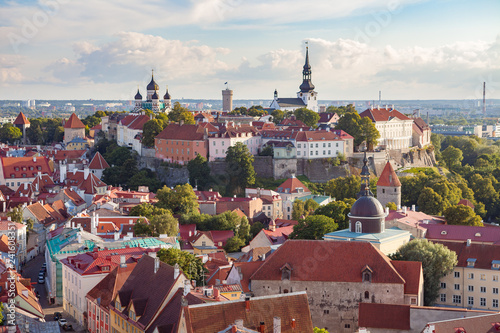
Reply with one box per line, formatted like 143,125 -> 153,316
0,0 -> 499,101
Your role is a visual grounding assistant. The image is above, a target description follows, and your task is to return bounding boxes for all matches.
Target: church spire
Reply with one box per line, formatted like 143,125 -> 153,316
299,43 -> 315,93
358,151 -> 373,198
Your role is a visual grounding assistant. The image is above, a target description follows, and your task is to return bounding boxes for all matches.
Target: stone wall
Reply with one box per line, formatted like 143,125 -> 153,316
252,279 -> 405,333
297,159 -> 350,182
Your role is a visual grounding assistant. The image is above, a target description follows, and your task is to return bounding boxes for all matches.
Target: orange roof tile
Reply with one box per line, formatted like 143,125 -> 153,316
376,161 -> 401,187
358,303 -> 410,330
391,261 -> 422,295
275,176 -> 310,194
359,107 -> 412,122
13,112 -> 30,125
1,156 -> 52,179
88,152 -> 110,169
64,113 -> 85,129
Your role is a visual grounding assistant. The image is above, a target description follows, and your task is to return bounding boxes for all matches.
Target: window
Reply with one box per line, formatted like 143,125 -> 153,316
494,299 -> 499,308
454,284 -> 460,291
468,273 -> 474,279
481,286 -> 486,293
298,144 -> 301,148
440,294 -> 446,302
454,271 -> 460,278
364,291 -> 369,299
481,298 -> 486,306
323,310 -> 329,314
355,221 -> 362,233
468,296 -> 474,306
493,288 -> 499,294
345,324 -> 351,328
494,275 -> 499,282
453,295 -> 461,304
323,143 -> 326,148
468,285 -> 474,292
213,141 -> 216,146
441,282 -> 446,289
323,151 -> 326,155
297,151 -> 301,156
481,274 -> 486,280
315,143 -> 318,148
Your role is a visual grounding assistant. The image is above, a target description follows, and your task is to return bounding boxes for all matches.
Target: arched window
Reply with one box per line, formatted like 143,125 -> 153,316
364,291 -> 370,299
355,221 -> 362,233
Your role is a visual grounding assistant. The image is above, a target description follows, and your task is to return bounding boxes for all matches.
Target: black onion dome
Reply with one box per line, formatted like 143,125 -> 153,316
350,196 -> 385,218
135,89 -> 142,100
147,74 -> 159,91
299,80 -> 315,92
164,89 -> 171,100
152,91 -> 159,100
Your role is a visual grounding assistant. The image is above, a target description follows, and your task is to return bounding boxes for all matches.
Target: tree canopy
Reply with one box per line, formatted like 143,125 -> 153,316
443,205 -> 483,226
157,248 -> 207,284
335,110 -> 380,149
156,184 -> 199,215
187,154 -> 212,190
290,215 -> 338,240
293,107 -> 320,127
169,102 -> 195,124
390,239 -> 457,305
142,119 -> 164,147
225,142 -> 256,196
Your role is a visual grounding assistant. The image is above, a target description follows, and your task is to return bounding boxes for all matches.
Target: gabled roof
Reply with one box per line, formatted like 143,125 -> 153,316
279,117 -> 306,127
275,176 -> 310,194
62,188 -> 86,206
391,261 -> 422,295
1,156 -> 52,179
26,202 -> 56,226
50,149 -> 87,162
275,98 -> 306,108
413,117 -> 429,131
424,313 -> 500,332
184,291 -> 314,333
13,112 -> 30,125
376,161 -> 401,187
250,240 -> 406,284
358,303 -> 410,330
359,107 -> 412,122
66,170 -> 107,194
232,261 -> 264,292
89,152 -> 110,170
64,113 -> 85,129
156,123 -> 209,141
424,224 -> 500,244
86,264 -> 136,308
431,240 -> 500,270
294,130 -> 342,142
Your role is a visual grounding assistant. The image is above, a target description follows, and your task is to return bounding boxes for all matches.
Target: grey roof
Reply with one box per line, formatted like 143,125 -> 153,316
276,98 -> 306,108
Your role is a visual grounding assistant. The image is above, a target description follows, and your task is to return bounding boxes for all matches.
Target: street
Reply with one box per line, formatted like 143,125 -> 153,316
22,253 -> 86,332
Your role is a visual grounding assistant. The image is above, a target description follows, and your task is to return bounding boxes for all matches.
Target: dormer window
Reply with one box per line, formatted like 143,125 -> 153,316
467,258 -> 476,267
492,260 -> 500,270
129,310 -> 136,320
280,263 -> 292,281
362,265 -> 373,283
115,300 -> 121,311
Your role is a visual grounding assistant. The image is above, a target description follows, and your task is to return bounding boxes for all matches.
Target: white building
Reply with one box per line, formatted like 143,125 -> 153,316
116,114 -> 150,154
359,106 -> 414,150
208,125 -> 261,161
270,46 -> 318,112
0,219 -> 27,264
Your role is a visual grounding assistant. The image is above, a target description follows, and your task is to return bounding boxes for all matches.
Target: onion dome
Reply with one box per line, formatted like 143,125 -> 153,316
147,72 -> 159,91
152,91 -> 159,100
135,89 -> 142,100
350,196 -> 385,218
164,88 -> 171,100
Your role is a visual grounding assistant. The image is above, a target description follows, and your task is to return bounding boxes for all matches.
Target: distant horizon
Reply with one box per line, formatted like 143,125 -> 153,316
1,0 -> 499,100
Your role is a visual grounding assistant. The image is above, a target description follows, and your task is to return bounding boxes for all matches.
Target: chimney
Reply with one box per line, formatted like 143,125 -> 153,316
291,319 -> 296,329
77,233 -> 82,244
33,156 -> 36,162
174,263 -> 180,279
385,207 -> 389,215
183,279 -> 191,296
120,255 -> 126,268
235,319 -> 244,329
269,220 -> 276,232
214,288 -> 220,299
273,317 -> 281,333
467,239 -> 471,246
154,256 -> 160,274
411,204 -> 416,212
259,322 -> 266,333
245,296 -> 251,311
84,167 -> 90,180
403,206 -> 407,215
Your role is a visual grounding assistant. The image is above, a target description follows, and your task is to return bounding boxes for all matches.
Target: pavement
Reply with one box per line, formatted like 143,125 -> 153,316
22,253 -> 87,333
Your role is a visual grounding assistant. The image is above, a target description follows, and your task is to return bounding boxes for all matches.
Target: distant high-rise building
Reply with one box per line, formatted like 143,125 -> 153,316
222,88 -> 233,112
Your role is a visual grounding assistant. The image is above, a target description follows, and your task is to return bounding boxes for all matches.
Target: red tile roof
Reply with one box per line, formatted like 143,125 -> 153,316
424,313 -> 500,332
431,240 -> 500,270
13,112 -> 30,125
376,161 -> 401,187
88,152 -> 110,169
424,224 -> 500,244
359,107 -> 412,122
233,261 -> 263,292
358,303 -> 410,330
86,264 -> 137,308
66,170 -> 107,194
1,156 -> 52,179
295,130 -> 342,142
26,202 -> 56,225
50,149 -> 87,162
275,176 -> 310,194
391,261 -> 422,295
458,199 -> 475,209
64,113 -> 85,129
184,291 -> 314,333
121,114 -> 150,130
250,240 -> 406,284
156,123 -> 209,141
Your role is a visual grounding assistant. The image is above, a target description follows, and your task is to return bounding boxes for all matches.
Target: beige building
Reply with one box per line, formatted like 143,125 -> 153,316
250,240 -> 423,332
433,240 -> 500,311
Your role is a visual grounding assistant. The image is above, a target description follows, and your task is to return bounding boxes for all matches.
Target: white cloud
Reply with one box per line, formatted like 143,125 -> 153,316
0,54 -> 27,83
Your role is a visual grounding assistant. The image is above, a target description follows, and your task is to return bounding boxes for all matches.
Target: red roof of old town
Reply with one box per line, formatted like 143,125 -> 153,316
377,161 -> 401,187
13,112 -> 30,125
64,113 -> 85,129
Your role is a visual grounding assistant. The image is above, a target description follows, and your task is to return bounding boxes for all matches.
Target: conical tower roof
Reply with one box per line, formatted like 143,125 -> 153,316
377,161 -> 401,187
64,113 -> 85,129
13,112 -> 30,125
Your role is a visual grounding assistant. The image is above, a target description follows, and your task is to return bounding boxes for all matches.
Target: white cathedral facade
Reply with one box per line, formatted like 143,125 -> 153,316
269,47 -> 318,112
133,71 -> 172,113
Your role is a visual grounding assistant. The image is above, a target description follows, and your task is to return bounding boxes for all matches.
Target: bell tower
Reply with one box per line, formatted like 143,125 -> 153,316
296,44 -> 318,112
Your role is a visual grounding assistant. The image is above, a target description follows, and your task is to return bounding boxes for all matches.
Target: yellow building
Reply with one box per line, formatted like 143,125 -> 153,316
213,284 -> 243,301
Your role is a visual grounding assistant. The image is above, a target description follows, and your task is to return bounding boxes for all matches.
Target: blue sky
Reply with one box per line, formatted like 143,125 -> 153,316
0,0 -> 499,101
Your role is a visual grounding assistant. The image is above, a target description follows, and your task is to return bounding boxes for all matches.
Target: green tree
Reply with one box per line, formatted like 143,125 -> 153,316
150,212 -> 179,236
237,216 -> 251,241
224,236 -> 246,253
129,203 -> 168,219
290,215 -> 338,240
325,175 -> 361,201
313,328 -> 329,333
360,117 -> 380,150
314,200 -> 352,229
127,168 -> 164,192
225,142 -> 256,196
157,248 -> 207,284
390,239 -> 457,305
133,218 -> 153,236
326,104 -> 356,116
417,187 -> 444,215
258,146 -> 274,156
26,125 -> 43,145
142,119 -> 164,147
386,202 -> 397,211
250,221 -> 265,238
443,205 -> 483,226
156,184 -> 199,215
105,146 -> 134,167
335,111 -> 364,147
441,146 -> 463,171
0,123 -> 22,143
292,199 -> 306,220
294,107 -> 320,127
271,109 -> 285,124
187,154 -> 211,190
7,207 -> 23,224
169,102 -> 195,124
